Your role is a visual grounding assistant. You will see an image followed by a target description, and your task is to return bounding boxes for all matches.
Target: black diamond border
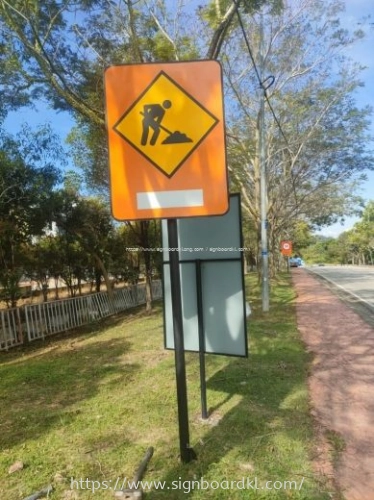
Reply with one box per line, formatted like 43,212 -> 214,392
113,71 -> 220,178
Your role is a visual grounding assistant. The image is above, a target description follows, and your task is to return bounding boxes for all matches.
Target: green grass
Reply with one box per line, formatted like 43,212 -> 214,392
0,275 -> 334,499
325,430 -> 346,465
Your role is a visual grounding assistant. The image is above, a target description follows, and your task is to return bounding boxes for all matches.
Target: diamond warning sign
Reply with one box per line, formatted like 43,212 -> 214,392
114,71 -> 219,178
104,60 -> 228,221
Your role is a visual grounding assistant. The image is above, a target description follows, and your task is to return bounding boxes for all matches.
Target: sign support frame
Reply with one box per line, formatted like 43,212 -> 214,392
167,219 -> 196,463
195,259 -> 208,420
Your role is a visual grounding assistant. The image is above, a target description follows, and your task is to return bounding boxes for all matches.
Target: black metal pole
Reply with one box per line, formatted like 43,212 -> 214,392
195,259 -> 208,420
167,219 -> 196,463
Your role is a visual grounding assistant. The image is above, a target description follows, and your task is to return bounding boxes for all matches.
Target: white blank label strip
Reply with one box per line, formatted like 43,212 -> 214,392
137,189 -> 204,209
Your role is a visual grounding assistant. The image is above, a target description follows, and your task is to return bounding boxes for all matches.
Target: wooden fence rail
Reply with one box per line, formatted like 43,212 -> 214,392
0,281 -> 162,351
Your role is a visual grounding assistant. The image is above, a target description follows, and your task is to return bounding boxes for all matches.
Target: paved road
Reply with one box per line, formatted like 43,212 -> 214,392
306,265 -> 374,312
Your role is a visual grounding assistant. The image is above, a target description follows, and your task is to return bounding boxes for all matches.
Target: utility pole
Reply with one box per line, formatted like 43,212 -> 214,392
258,14 -> 269,312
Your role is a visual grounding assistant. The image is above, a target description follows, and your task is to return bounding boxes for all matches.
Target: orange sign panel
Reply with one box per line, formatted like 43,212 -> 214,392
104,61 -> 228,220
280,240 -> 293,256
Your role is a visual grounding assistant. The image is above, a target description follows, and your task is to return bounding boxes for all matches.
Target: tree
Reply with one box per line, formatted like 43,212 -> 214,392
301,235 -> 337,264
59,237 -> 92,297
107,227 -> 140,285
0,0 -> 282,310
28,235 -> 66,300
0,0 -> 260,122
124,220 -> 162,312
0,126 -> 62,306
2,0 -> 373,285
340,200 -> 374,265
52,192 -> 115,295
23,239 -> 54,302
220,0 -> 374,274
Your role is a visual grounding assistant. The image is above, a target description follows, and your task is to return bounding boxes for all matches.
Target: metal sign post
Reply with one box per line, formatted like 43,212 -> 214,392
167,219 -> 196,463
163,195 -> 248,423
195,259 -> 208,420
280,240 -> 293,273
104,60 -> 228,464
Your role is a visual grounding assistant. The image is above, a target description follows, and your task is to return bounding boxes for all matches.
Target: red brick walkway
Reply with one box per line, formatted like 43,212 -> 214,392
292,269 -> 374,500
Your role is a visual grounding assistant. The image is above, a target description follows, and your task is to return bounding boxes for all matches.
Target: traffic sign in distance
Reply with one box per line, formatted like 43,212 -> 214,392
104,60 -> 228,221
280,240 -> 293,256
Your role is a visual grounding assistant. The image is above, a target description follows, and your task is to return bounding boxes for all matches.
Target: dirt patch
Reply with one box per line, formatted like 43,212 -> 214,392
292,269 -> 374,500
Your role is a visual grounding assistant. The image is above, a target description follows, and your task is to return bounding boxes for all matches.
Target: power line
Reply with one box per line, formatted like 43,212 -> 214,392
231,0 -> 292,152
230,0 -> 295,312
231,0 -> 262,84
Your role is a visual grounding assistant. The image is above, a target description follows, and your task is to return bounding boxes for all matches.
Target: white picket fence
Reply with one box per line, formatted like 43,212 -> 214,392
0,308 -> 23,350
0,281 -> 162,350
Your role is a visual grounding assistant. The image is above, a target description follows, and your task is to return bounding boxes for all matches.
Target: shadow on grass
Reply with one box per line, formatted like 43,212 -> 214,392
147,291 -> 330,498
148,357 -> 320,499
0,301 -> 164,453
0,302 -> 160,359
0,334 -> 138,450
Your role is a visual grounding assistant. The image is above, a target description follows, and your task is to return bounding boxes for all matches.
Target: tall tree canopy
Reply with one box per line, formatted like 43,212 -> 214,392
219,0 -> 373,268
1,0 -> 373,276
0,125 -> 62,305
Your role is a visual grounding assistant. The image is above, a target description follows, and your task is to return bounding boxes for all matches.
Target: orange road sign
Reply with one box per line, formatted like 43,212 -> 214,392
104,60 -> 228,220
280,240 -> 293,256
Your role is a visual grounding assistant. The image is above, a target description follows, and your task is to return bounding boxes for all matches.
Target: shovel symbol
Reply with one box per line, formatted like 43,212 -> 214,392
140,101 -> 193,146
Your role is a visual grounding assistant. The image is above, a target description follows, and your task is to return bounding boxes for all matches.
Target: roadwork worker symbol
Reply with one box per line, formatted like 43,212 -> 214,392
141,100 -> 193,146
113,71 -> 219,177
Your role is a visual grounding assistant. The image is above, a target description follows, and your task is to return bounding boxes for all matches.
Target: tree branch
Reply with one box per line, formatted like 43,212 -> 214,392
206,0 -> 241,59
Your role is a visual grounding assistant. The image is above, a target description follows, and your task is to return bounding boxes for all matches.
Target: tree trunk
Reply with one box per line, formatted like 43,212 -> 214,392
145,272 -> 153,313
78,277 -> 83,295
95,267 -> 101,292
54,277 -> 59,300
92,253 -> 114,306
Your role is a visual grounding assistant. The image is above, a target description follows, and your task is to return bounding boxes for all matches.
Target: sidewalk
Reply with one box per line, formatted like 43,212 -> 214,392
292,269 -> 374,500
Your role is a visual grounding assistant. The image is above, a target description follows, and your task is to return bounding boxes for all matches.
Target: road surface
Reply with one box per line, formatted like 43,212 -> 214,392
306,265 -> 374,326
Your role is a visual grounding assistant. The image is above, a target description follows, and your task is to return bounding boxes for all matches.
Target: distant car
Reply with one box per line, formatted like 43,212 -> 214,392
289,258 -> 300,267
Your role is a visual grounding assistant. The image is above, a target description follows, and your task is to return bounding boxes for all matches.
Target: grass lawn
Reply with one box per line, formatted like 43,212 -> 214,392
0,274 -> 333,499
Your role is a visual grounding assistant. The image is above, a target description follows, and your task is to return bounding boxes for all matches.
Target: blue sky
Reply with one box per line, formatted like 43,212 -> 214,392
316,0 -> 374,237
3,0 -> 373,237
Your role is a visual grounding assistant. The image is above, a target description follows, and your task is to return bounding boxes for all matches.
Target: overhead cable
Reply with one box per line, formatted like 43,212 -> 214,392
231,0 -> 293,153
